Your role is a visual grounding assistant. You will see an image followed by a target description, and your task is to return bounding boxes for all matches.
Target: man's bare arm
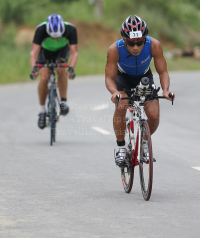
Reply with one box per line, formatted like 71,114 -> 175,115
105,43 -> 119,94
152,38 -> 174,100
105,43 -> 128,103
69,44 -> 78,68
30,43 -> 41,71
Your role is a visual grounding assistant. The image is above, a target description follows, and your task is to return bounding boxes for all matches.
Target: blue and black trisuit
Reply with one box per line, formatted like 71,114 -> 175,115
115,36 -> 155,90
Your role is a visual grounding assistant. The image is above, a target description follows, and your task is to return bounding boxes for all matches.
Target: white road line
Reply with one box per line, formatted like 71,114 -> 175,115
92,104 -> 109,111
192,167 -> 200,171
91,126 -> 111,135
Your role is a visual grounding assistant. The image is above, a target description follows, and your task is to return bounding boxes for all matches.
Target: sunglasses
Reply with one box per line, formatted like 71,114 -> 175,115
126,40 -> 145,47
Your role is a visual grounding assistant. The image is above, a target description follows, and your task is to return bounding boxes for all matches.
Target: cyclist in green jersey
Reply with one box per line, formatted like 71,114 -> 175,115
30,14 -> 78,129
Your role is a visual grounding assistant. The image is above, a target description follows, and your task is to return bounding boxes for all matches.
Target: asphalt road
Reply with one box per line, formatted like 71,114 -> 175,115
0,72 -> 200,238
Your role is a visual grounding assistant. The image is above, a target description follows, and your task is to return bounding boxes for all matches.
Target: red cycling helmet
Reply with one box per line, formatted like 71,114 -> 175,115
120,15 -> 148,42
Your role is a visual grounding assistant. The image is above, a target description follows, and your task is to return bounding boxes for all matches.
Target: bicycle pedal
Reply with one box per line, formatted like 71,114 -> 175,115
153,158 -> 156,162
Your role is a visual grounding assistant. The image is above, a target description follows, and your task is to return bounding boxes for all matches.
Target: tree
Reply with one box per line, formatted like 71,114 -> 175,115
89,0 -> 104,19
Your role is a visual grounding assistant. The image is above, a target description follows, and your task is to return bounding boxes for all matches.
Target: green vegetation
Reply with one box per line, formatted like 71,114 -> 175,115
0,46 -> 30,84
0,0 -> 30,24
104,0 -> 200,47
2,0 -> 200,46
0,0 -> 200,84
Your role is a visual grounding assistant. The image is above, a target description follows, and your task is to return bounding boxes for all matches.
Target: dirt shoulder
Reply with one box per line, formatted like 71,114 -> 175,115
16,20 -> 120,48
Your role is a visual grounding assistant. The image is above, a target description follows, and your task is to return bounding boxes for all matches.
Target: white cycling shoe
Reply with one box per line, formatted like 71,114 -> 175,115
115,148 -> 127,167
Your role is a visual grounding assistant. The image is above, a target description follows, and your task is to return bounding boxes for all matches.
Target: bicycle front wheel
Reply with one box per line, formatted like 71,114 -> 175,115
139,121 -> 153,201
49,86 -> 56,146
121,121 -> 134,193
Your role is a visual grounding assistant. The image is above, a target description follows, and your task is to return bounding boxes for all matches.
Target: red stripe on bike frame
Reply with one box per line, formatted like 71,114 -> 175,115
130,121 -> 134,131
133,131 -> 139,166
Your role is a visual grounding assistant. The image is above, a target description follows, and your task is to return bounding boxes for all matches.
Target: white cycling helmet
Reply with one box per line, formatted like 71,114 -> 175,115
46,14 -> 65,38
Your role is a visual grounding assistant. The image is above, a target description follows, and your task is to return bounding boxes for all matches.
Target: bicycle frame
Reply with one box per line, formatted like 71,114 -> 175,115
46,67 -> 60,127
126,101 -> 146,167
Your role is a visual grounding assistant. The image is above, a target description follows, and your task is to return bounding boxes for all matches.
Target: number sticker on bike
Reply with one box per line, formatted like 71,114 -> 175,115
130,31 -> 142,39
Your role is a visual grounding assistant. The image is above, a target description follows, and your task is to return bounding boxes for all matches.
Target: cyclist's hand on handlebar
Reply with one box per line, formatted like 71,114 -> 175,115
68,66 -> 76,80
111,91 -> 127,104
163,90 -> 175,101
30,70 -> 39,80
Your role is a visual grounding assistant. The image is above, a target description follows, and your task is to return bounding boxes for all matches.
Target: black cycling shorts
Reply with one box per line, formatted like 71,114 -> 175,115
38,44 -> 70,62
115,68 -> 155,91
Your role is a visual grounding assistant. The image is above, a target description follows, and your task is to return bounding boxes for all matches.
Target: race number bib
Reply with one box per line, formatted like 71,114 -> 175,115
130,31 -> 142,39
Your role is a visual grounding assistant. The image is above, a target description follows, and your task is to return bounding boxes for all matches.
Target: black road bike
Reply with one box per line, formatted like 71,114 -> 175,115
31,61 -> 69,145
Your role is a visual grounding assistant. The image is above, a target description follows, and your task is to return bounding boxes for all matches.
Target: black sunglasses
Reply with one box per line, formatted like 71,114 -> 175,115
126,40 -> 145,47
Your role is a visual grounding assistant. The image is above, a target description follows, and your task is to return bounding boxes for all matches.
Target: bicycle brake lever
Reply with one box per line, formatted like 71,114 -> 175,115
116,94 -> 120,107
169,92 -> 174,105
156,87 -> 160,93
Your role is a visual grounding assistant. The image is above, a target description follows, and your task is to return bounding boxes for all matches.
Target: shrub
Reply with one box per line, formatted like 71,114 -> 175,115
50,0 -> 79,3
0,0 -> 30,25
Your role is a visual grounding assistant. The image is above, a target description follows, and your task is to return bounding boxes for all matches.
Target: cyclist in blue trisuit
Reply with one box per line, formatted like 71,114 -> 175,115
105,15 -> 175,167
30,14 -> 78,129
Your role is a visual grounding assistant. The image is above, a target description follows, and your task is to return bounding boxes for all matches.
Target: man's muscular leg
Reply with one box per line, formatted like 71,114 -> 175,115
56,65 -> 69,115
38,68 -> 49,106
113,99 -> 129,142
145,99 -> 160,135
37,68 -> 49,129
56,67 -> 68,99
113,98 -> 129,166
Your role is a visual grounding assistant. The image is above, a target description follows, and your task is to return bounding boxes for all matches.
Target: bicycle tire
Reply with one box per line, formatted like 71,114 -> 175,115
121,121 -> 134,193
53,89 -> 57,143
49,85 -> 56,146
139,121 -> 153,201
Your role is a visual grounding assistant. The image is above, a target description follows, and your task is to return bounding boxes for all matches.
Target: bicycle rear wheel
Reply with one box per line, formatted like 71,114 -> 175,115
139,121 -> 153,201
121,120 -> 134,193
49,86 -> 56,146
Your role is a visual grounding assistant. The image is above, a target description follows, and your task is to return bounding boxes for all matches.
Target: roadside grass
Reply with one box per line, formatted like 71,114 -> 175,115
150,57 -> 200,72
0,45 -> 108,84
0,44 -> 200,85
77,46 -> 107,75
0,46 -> 30,84
166,58 -> 200,71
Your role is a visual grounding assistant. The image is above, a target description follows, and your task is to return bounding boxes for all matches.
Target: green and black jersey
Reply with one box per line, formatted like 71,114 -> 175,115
33,22 -> 78,52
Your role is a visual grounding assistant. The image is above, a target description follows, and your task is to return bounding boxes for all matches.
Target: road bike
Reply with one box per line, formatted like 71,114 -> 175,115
30,60 -> 69,146
116,77 -> 174,201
